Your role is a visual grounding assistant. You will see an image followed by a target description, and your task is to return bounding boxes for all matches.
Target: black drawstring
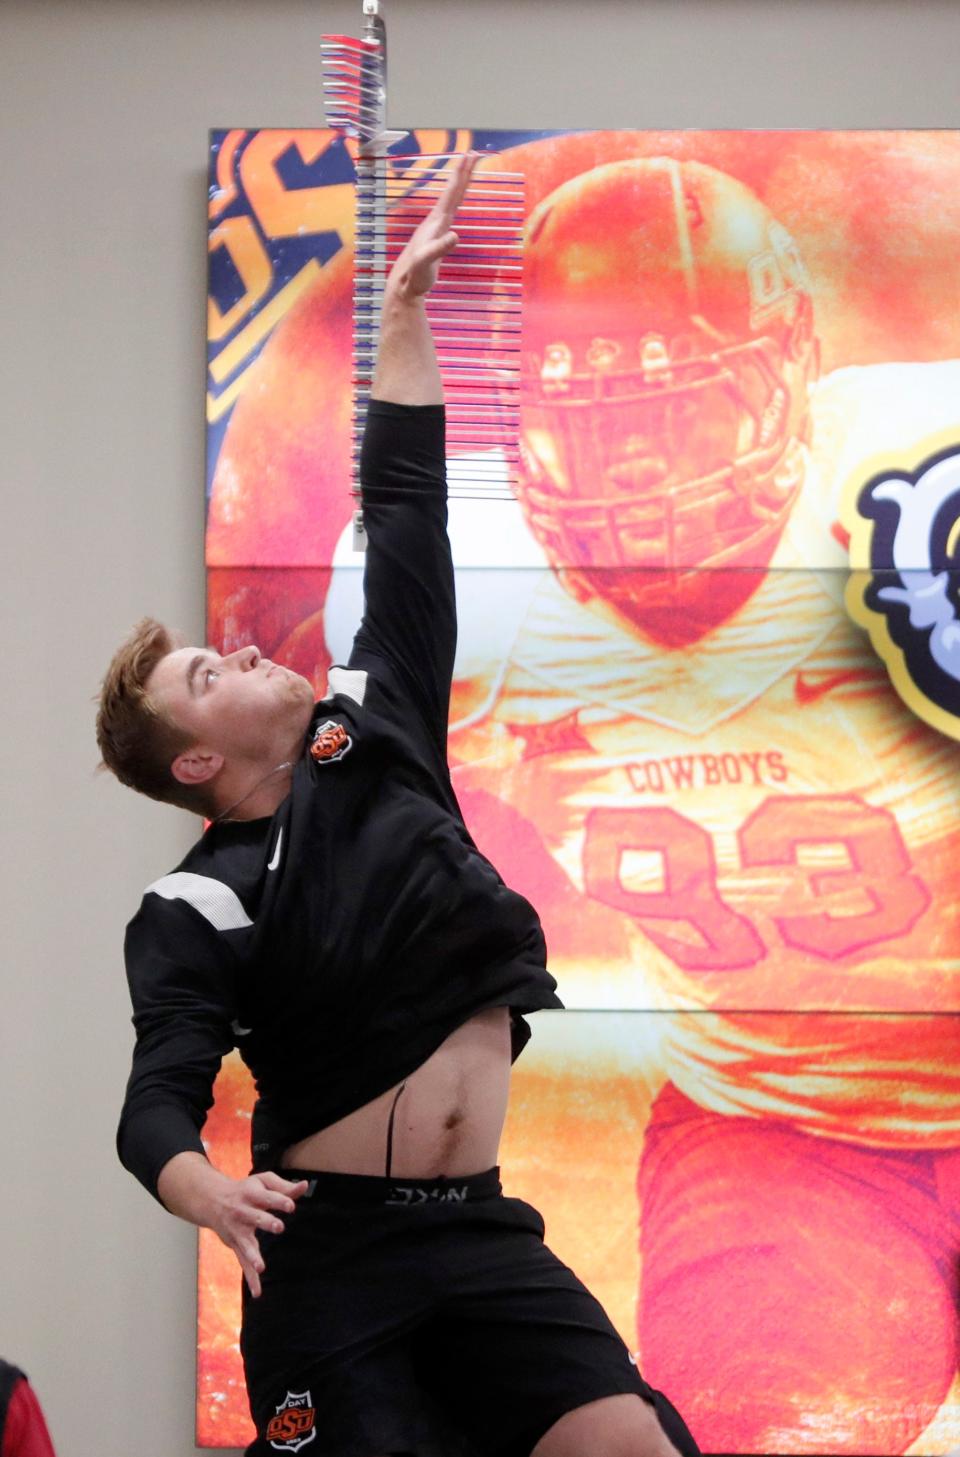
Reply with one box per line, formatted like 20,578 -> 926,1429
384,1082 -> 406,1178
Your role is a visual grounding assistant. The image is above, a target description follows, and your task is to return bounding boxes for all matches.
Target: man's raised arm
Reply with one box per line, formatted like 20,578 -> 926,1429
348,154 -> 480,756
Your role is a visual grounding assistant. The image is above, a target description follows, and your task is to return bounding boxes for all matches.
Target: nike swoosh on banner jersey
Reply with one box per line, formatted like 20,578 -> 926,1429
267,828 -> 283,871
794,668 -> 874,705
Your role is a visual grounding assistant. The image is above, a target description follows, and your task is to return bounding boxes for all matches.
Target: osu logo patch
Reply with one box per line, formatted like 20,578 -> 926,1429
310,719 -> 352,764
266,1389 -> 317,1451
844,441 -> 960,740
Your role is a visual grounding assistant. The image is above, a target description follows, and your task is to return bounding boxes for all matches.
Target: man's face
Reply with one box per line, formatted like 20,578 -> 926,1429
148,644 -> 314,769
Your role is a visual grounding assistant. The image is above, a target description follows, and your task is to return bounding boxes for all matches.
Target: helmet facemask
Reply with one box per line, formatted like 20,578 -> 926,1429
516,158 -> 819,645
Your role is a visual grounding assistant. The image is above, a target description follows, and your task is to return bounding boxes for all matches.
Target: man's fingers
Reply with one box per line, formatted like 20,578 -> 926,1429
259,1172 -> 310,1199
449,150 -> 479,201
249,1186 -> 300,1216
236,1236 -> 265,1298
257,1171 -> 296,1189
424,231 -> 459,264
239,1232 -> 265,1270
252,1209 -> 286,1234
241,1257 -> 262,1300
234,1192 -> 291,1230
436,151 -> 479,222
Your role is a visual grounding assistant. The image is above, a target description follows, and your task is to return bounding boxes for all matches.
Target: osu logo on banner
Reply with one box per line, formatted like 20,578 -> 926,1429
845,441 -> 960,739
266,1389 -> 317,1452
310,720 -> 352,764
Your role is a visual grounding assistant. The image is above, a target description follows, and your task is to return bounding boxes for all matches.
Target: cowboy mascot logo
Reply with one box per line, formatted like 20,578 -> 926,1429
845,437 -> 960,739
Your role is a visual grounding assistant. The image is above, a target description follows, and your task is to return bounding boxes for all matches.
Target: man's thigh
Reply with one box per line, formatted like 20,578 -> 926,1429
531,1393 -> 684,1457
419,1196 -> 699,1457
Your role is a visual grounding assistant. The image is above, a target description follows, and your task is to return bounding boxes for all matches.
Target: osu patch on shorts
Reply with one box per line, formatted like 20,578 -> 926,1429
266,1389 -> 317,1451
310,720 -> 352,764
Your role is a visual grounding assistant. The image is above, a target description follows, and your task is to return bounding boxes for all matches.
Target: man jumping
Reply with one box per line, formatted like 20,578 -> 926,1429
98,153 -> 699,1457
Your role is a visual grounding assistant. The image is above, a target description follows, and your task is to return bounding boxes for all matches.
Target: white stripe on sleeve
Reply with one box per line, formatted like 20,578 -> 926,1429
322,666 -> 368,706
145,872 -> 253,932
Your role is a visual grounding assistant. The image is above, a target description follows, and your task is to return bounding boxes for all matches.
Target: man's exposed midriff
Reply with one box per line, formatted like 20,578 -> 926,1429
280,1005 -> 512,1178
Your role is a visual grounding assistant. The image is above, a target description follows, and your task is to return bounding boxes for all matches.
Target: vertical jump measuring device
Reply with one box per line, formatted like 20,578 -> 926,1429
321,0 -> 525,507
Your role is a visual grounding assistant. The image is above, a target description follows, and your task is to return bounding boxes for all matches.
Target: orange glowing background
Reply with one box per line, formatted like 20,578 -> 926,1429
202,129 -> 960,1453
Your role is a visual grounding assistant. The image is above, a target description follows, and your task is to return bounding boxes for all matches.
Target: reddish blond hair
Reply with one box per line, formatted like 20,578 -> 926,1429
96,618 -> 211,816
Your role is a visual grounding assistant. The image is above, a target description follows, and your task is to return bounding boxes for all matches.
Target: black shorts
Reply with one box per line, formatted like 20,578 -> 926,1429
241,1168 -> 699,1457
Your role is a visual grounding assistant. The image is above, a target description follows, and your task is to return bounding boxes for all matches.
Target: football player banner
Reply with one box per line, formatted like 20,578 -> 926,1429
202,128 -> 960,1453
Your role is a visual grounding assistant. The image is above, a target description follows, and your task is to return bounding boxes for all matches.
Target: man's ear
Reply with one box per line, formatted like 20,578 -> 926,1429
171,747 -> 224,787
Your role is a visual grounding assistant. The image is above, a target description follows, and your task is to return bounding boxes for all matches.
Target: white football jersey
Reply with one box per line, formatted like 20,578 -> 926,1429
327,362 -> 960,1147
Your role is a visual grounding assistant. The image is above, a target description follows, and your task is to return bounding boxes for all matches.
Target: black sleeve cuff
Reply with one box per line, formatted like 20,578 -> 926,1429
117,1104 -> 207,1204
366,400 -> 445,419
360,401 -> 447,499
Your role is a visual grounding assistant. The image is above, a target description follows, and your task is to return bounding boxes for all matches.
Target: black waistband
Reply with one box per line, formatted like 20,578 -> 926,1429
282,1166 -> 502,1206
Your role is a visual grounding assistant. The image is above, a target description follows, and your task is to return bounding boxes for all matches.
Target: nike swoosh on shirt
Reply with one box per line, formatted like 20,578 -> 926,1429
267,828 -> 283,871
793,668 -> 873,705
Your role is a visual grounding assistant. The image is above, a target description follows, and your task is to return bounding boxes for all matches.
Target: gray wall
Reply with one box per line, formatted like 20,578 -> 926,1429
3,1 -> 959,1453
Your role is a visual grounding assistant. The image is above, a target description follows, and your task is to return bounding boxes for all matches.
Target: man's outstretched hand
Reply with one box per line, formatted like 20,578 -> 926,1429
208,1169 -> 310,1299
388,151 -> 480,301
157,1151 -> 309,1299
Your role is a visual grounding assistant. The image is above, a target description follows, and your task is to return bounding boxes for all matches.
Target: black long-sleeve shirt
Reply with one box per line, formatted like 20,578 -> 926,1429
117,401 -> 562,1200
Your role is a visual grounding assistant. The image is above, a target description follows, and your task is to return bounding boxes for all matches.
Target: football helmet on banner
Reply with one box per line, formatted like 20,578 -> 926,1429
518,157 -> 819,643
